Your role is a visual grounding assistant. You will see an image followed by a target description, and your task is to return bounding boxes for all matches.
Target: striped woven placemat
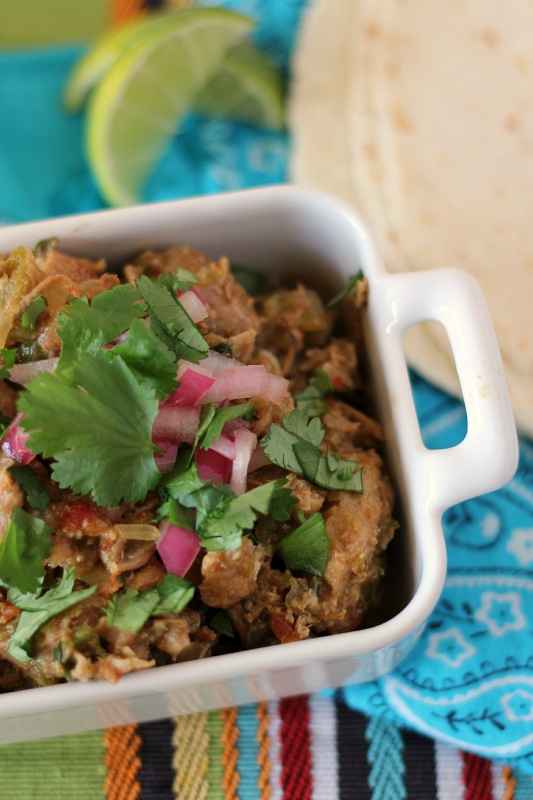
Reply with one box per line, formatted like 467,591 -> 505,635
0,695 -> 530,799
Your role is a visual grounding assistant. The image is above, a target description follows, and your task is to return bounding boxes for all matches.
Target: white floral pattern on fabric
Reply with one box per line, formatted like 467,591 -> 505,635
474,592 -> 527,637
506,528 -> 533,566
501,690 -> 533,722
425,628 -> 476,669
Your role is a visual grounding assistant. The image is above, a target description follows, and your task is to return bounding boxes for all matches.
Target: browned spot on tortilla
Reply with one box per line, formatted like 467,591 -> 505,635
515,55 -> 529,75
479,28 -> 499,48
421,213 -> 436,227
365,23 -> 380,38
523,257 -> 533,273
493,185 -> 507,199
504,115 -> 520,132
363,141 -> 378,160
393,107 -> 412,134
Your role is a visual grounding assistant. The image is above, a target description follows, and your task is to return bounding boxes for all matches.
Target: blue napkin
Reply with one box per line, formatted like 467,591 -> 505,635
1,0 -> 532,774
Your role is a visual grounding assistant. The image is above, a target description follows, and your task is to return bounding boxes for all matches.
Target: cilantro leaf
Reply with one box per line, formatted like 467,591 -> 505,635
105,587 -> 160,632
7,569 -> 97,663
168,497 -> 195,531
0,411 -> 10,438
326,270 -> 365,309
210,610 -> 234,637
0,348 -> 17,380
18,351 -> 161,507
56,284 -> 146,371
7,465 -> 50,515
105,574 -> 194,631
158,269 -> 197,294
201,479 -> 296,551
276,512 -> 330,576
136,274 -> 208,363
230,265 -> 272,296
262,409 -> 363,493
33,237 -> 58,257
108,318 -> 178,399
22,295 -> 47,330
200,404 -> 254,451
152,574 -> 194,615
294,369 -> 334,418
0,507 -> 52,594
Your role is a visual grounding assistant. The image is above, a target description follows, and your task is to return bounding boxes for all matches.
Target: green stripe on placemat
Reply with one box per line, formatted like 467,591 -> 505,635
206,710 -> 225,800
0,730 -> 106,800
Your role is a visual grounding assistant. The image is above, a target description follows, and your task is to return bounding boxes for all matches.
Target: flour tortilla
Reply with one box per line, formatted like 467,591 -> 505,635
289,0 -> 533,437
289,0 -> 356,206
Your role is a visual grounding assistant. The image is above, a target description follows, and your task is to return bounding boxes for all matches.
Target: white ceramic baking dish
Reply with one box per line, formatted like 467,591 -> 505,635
0,185 -> 518,744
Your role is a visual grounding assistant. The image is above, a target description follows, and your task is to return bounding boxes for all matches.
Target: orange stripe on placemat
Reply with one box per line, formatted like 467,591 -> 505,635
280,696 -> 313,800
110,0 -> 145,26
502,765 -> 517,800
462,751 -> 494,800
104,724 -> 142,800
221,707 -> 240,800
257,702 -> 272,800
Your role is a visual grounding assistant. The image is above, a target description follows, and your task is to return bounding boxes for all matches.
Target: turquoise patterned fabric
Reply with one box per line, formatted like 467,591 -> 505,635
1,0 -> 532,775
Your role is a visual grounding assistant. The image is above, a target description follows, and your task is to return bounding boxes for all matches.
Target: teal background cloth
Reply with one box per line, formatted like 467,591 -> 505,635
2,0 -> 533,775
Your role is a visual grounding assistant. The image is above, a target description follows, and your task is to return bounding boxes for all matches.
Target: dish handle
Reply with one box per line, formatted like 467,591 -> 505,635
384,267 -> 519,512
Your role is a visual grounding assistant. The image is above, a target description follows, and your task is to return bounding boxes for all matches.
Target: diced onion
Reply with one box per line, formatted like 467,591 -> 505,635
195,447 -> 231,484
206,365 -> 269,404
116,524 -> 160,541
230,427 -> 257,495
153,405 -> 200,445
167,366 -> 214,407
0,413 -> 35,465
177,289 -> 209,322
8,358 -> 59,385
157,520 -> 201,577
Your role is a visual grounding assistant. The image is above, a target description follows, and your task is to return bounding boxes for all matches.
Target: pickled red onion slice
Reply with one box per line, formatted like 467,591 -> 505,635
152,405 -> 200,446
195,447 -> 231,485
154,443 -> 178,472
177,288 -> 209,322
230,428 -> 257,495
166,367 -> 215,407
0,413 -> 35,465
263,374 -> 289,405
157,520 -> 201,578
206,365 -> 269,404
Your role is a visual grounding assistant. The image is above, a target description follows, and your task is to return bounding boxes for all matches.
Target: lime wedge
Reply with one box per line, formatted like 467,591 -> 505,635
64,19 -> 148,113
194,43 -> 285,131
86,8 -> 254,207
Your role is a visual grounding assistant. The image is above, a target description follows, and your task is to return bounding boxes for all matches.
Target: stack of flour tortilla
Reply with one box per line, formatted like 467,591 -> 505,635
289,0 -> 533,438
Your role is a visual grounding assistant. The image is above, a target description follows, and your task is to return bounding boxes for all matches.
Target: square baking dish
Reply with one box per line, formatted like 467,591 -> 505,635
0,185 -> 518,743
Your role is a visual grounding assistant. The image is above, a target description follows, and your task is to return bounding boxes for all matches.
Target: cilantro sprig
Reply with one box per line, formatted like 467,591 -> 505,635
105,574 -> 194,632
326,270 -> 364,309
199,404 -> 254,451
7,465 -> 50,515
159,460 -> 297,551
56,284 -> 146,371
22,295 -> 47,330
262,409 -> 363,493
108,318 -> 178,399
0,507 -> 52,594
7,569 -> 97,663
0,348 -> 16,380
276,512 -> 329,576
136,274 -> 209,364
294,369 -> 333,418
18,351 -> 161,507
